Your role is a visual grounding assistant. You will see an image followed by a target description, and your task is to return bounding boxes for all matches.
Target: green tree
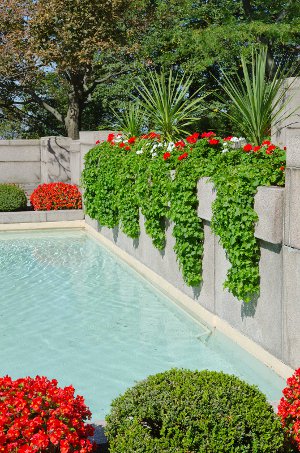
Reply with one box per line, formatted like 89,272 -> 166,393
0,0 -> 134,139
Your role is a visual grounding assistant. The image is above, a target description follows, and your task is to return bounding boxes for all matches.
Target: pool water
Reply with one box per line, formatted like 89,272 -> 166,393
0,229 -> 285,420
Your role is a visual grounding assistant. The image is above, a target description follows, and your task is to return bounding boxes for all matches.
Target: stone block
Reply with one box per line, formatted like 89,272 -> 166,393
46,209 -> 84,222
41,136 -> 71,183
282,246 -> 300,369
70,140 -> 81,186
0,145 -> 40,162
286,132 -> 300,168
214,238 -> 283,360
85,214 -> 99,231
272,77 -> 300,148
0,162 -> 41,184
254,186 -> 284,244
284,168 -> 300,248
0,211 -> 46,223
197,178 -> 216,221
79,130 -> 116,145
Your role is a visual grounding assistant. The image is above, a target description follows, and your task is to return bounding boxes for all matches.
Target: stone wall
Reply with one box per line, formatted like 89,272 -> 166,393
0,136 -> 72,196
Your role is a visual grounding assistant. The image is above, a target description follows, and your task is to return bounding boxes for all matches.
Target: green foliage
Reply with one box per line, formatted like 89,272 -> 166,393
210,146 -> 286,301
82,134 -> 285,301
136,69 -> 205,141
112,102 -> 145,138
217,47 -> 297,145
105,368 -> 287,452
0,184 -> 27,212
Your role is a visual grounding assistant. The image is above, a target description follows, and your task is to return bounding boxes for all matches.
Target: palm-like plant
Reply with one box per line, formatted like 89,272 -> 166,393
112,102 -> 145,138
136,69 -> 206,141
218,47 -> 297,145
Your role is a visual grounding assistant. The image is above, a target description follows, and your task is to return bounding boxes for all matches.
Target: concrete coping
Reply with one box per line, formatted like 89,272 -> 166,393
197,177 -> 284,245
0,139 -> 40,146
0,209 -> 84,224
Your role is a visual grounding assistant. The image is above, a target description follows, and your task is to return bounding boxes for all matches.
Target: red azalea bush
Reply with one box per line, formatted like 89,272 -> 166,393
278,368 -> 300,450
30,183 -> 82,211
0,375 -> 95,453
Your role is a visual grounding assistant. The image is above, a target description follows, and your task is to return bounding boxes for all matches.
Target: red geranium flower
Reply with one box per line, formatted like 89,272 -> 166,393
223,136 -> 233,141
253,146 -> 261,152
178,152 -> 188,161
128,136 -> 136,144
280,166 -> 285,171
95,140 -> 100,145
163,152 -> 171,160
175,140 -> 185,149
186,132 -> 200,144
119,142 -> 125,148
107,133 -> 115,142
284,146 -> 287,151
267,145 -> 276,152
0,376 -> 95,453
243,144 -> 253,152
262,140 -> 271,146
125,145 -> 131,151
30,183 -> 82,211
208,138 -> 220,145
201,131 -> 216,138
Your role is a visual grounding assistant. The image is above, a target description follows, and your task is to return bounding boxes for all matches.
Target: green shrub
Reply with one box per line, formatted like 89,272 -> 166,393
105,368 -> 288,453
0,184 -> 27,212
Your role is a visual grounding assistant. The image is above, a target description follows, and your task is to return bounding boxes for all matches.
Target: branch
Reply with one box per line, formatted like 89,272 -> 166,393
84,69 -> 130,97
28,91 -> 64,124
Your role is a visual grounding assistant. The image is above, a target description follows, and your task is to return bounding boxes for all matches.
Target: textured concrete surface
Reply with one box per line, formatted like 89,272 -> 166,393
0,162 -> 41,184
272,77 -> 300,148
284,168 -> 300,248
282,246 -> 300,369
254,186 -> 284,244
41,136 -> 71,183
0,210 -> 84,224
286,132 -> 300,168
214,239 -> 283,360
197,178 -> 216,221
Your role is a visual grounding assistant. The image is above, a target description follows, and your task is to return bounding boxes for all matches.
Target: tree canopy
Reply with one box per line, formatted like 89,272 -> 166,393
0,0 -> 299,138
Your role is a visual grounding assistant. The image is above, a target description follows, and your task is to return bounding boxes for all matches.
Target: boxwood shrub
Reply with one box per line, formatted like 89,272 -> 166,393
105,368 -> 290,452
0,184 -> 27,212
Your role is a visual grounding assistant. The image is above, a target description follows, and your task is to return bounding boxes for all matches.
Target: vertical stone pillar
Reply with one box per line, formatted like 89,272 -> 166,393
69,140 -> 81,186
41,136 -> 72,183
282,130 -> 300,369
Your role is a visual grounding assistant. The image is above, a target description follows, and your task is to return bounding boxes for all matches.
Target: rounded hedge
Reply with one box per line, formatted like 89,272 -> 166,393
0,184 -> 27,212
105,369 -> 288,453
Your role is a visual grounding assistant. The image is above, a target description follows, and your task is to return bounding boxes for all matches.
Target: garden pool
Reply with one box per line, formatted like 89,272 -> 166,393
0,229 -> 285,420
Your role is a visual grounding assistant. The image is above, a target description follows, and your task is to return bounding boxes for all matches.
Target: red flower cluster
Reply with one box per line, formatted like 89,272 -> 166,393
201,131 -> 216,138
175,140 -> 185,149
186,132 -> 200,144
163,152 -> 171,160
178,152 -> 188,161
208,138 -> 219,145
278,368 -> 300,450
30,183 -> 82,211
0,375 -> 95,453
141,132 -> 160,140
243,141 -> 277,154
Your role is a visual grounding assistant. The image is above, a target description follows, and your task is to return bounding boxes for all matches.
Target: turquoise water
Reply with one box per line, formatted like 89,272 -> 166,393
0,229 -> 284,420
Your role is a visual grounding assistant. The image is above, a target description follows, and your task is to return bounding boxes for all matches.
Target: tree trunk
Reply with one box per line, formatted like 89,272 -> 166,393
65,95 -> 81,139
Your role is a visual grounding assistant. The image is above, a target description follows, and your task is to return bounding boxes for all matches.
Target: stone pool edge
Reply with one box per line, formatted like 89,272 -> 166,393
0,219 -> 294,381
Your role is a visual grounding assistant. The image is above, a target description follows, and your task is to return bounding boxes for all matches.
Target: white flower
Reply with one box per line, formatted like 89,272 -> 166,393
230,137 -> 240,142
167,142 -> 175,152
152,152 -> 157,157
136,149 -> 143,155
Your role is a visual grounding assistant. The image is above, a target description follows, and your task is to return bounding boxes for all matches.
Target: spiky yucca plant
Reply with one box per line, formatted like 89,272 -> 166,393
136,69 -> 206,141
218,47 -> 297,145
112,103 -> 145,138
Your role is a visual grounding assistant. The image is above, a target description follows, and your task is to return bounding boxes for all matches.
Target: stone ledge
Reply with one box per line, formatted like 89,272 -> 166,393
197,178 -> 284,245
0,209 -> 84,224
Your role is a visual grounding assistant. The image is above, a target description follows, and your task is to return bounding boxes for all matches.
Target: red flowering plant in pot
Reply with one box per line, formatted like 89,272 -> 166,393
0,375 -> 95,453
30,183 -> 82,211
278,368 -> 300,451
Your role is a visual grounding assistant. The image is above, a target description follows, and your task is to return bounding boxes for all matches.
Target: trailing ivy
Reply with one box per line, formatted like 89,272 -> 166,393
210,147 -> 285,301
82,134 -> 286,302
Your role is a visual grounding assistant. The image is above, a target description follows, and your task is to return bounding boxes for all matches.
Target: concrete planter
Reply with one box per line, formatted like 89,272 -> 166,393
0,209 -> 84,224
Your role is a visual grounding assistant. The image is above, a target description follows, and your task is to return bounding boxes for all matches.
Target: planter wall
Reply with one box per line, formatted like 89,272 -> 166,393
0,209 -> 84,224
